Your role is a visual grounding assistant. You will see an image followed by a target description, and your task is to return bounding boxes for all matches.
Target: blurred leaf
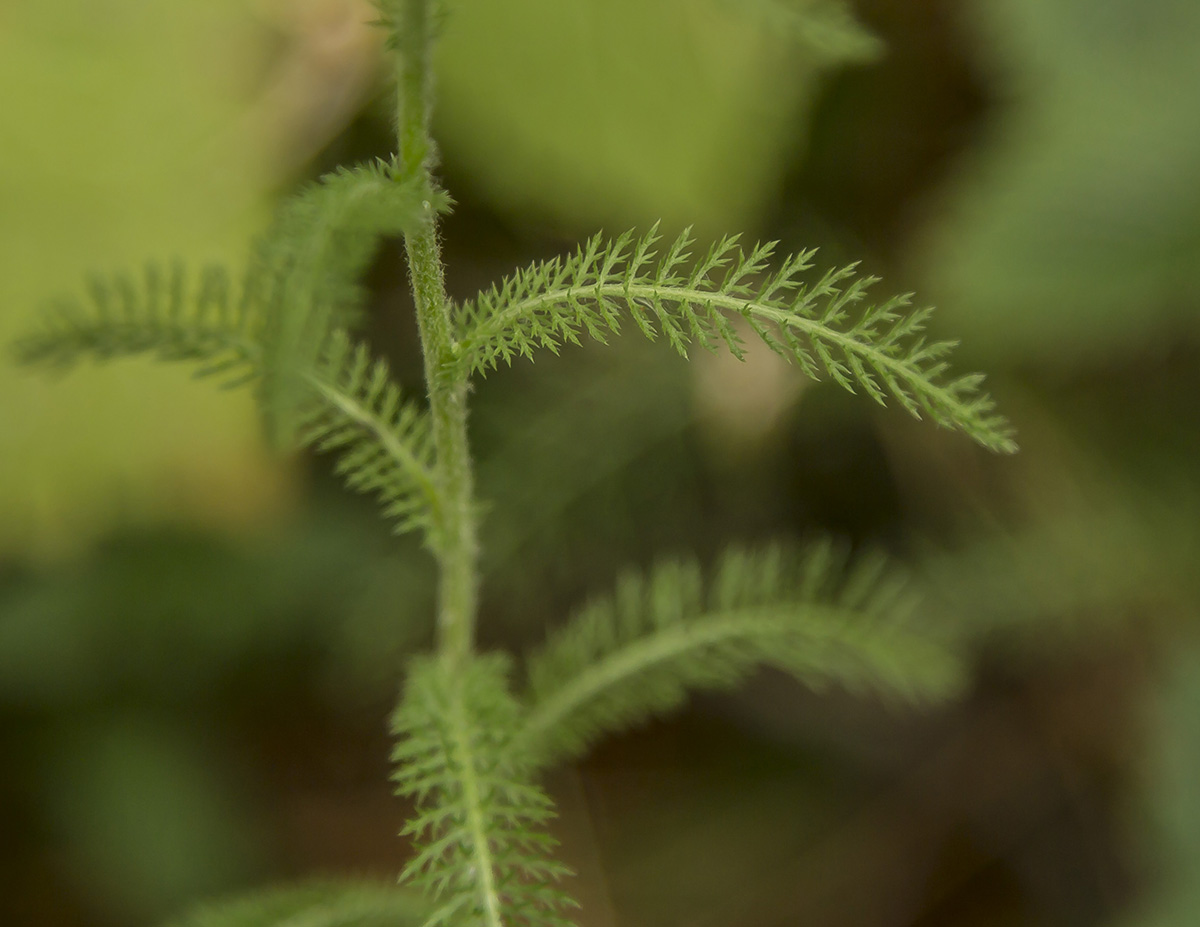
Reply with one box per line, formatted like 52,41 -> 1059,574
915,452 -> 1199,665
919,0 -> 1200,362
473,342 -> 694,577
36,715 -> 263,922
0,0 -> 288,559
435,0 -> 875,232
163,880 -> 426,927
920,504 -> 1192,655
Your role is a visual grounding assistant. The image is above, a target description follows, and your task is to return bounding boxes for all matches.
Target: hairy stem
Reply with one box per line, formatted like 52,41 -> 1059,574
395,0 -> 480,663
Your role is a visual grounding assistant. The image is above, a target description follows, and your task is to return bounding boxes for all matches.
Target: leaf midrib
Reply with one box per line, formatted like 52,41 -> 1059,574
445,677 -> 506,927
459,281 -> 1013,451
521,604 -> 871,755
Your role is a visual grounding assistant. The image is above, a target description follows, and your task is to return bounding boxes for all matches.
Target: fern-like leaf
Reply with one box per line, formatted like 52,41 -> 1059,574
14,262 -> 260,382
13,264 -> 441,541
519,540 -> 965,768
456,226 -> 1017,453
301,330 -> 441,539
255,161 -> 446,445
391,654 -> 576,927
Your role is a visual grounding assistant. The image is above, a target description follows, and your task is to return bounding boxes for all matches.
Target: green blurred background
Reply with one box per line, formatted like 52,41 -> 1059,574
2,0 -> 1199,925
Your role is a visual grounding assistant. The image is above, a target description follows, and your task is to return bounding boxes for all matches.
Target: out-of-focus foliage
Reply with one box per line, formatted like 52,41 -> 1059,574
737,0 -> 881,62
471,340 -> 697,587
457,225 -> 1016,452
434,0 -> 877,232
0,0 -> 389,560
920,0 -> 1200,361
901,3 -> 1200,920
14,168 -> 447,543
0,0 -> 281,558
5,0 -> 1200,925
0,509 -> 432,921
522,540 -> 963,767
34,714 -> 264,921
919,479 -> 1199,657
1123,648 -> 1200,927
0,508 -> 431,710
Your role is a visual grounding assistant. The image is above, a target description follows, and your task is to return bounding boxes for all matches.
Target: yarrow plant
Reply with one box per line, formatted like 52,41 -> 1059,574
14,1 -> 1016,925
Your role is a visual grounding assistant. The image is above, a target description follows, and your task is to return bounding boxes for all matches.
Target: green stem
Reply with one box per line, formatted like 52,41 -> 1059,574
395,0 -> 479,663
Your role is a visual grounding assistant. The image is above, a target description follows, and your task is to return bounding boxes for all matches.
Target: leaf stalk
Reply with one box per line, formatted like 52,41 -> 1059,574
394,0 -> 480,664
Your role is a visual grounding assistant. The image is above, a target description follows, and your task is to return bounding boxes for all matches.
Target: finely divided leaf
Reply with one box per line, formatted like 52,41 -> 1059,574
301,331 -> 440,540
520,540 -> 965,768
14,262 -> 441,544
456,226 -> 1017,453
255,162 -> 446,446
391,654 -> 576,927
14,262 -> 260,383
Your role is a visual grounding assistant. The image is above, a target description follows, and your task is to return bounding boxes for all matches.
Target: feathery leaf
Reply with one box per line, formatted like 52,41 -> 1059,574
13,262 -> 441,542
17,158 -> 444,448
13,261 -> 258,380
519,540 -> 965,768
391,654 -> 576,927
456,226 -> 1017,453
255,161 -> 446,446
302,330 -> 441,540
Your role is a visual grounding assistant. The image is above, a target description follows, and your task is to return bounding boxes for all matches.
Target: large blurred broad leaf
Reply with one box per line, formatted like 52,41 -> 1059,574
434,0 -> 878,233
919,0 -> 1200,362
0,1 -> 287,559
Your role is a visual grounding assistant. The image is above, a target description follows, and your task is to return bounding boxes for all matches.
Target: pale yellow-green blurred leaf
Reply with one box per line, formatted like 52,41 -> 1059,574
0,0 -> 291,558
434,0 -> 872,234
